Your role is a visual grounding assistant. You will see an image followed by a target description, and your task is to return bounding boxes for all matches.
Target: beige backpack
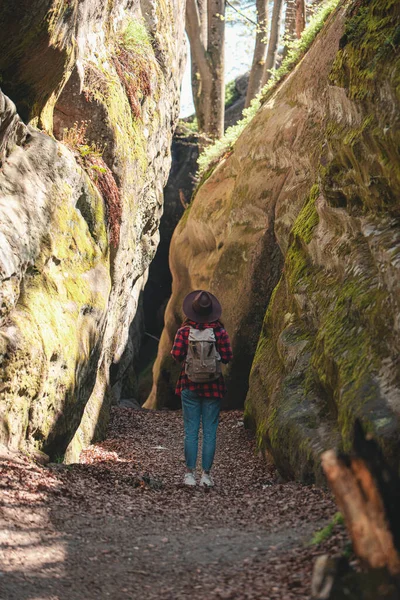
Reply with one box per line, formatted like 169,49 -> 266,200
185,327 -> 221,382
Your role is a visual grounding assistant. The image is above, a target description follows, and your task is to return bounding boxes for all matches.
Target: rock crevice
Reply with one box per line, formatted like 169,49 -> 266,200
148,0 -> 400,481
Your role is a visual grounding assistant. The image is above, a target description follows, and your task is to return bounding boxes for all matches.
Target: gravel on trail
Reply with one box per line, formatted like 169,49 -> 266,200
1,408 -> 348,600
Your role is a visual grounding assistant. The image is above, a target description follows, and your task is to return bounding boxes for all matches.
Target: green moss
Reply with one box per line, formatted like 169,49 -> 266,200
324,0 -> 400,217
311,276 -> 389,448
310,512 -> 344,545
0,175 -> 110,453
17,183 -> 108,359
283,196 -> 394,452
330,1 -> 400,101
251,277 -> 281,369
87,67 -> 147,179
193,164 -> 219,195
50,183 -> 106,266
244,0 -> 400,483
342,115 -> 375,146
283,184 -> 320,290
245,167 -> 397,480
245,186 -> 324,478
292,184 -> 320,243
121,19 -> 152,55
82,15 -> 163,186
0,314 -> 45,448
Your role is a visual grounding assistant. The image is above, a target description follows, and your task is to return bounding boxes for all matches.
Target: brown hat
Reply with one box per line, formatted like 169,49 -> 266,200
182,290 -> 222,323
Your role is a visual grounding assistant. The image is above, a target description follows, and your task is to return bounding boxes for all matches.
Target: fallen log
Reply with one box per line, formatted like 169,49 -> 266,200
312,420 -> 400,599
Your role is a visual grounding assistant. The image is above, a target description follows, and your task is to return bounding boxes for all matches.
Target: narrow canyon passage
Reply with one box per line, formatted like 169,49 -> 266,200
1,0 -> 399,597
1,408 -> 346,600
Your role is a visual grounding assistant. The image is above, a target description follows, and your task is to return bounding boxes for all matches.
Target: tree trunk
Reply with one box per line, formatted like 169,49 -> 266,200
245,0 -> 269,107
321,421 -> 400,576
295,0 -> 306,39
282,0 -> 297,59
315,421 -> 400,599
205,0 -> 225,138
322,450 -> 400,575
186,0 -> 225,139
190,56 -> 202,128
186,0 -> 211,134
261,0 -> 284,86
189,0 -> 207,131
198,0 -> 208,45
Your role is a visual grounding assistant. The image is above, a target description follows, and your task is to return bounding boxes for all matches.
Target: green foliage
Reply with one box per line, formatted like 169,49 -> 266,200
121,19 -> 152,56
268,0 -> 341,97
88,162 -> 108,174
61,123 -> 108,175
197,118 -> 248,174
198,0 -> 341,175
311,512 -> 344,545
225,79 -> 240,108
78,144 -> 99,158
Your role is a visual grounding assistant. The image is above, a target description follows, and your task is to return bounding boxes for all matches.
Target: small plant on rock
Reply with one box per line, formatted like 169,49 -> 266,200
61,120 -> 121,248
62,120 -> 89,148
113,19 -> 154,120
311,512 -> 344,545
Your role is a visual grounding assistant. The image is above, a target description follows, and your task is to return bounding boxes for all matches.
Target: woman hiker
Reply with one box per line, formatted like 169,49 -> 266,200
171,290 -> 233,487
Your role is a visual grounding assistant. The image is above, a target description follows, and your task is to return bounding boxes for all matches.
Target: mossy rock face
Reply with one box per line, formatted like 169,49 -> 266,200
151,0 -> 400,480
246,0 -> 400,480
0,0 -> 186,458
0,105 -> 110,457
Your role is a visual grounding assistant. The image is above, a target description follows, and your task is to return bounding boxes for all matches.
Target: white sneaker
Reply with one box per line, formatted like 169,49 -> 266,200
200,472 -> 214,487
184,472 -> 196,486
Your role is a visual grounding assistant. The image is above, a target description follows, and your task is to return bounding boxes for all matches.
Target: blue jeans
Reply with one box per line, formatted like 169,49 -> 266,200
181,389 -> 220,472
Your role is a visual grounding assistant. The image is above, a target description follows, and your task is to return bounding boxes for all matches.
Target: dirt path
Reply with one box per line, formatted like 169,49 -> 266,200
1,409 -> 347,599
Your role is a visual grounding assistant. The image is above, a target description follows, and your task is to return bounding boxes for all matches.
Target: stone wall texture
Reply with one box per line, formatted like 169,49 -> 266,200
0,0 -> 186,461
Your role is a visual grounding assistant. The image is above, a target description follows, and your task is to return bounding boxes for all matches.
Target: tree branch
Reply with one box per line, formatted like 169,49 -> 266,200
225,0 -> 257,26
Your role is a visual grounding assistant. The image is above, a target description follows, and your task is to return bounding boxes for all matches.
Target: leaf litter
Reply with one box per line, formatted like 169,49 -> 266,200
1,408 -> 348,599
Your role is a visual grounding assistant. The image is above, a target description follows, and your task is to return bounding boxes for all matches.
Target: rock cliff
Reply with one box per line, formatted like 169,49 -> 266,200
0,0 -> 185,461
147,0 -> 400,482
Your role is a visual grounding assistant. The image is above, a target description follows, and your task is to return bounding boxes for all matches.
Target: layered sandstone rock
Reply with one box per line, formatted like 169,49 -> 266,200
0,0 -> 185,461
147,0 -> 400,482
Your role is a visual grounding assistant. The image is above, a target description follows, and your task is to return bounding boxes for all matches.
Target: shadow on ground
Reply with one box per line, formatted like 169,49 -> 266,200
1,409 -> 348,600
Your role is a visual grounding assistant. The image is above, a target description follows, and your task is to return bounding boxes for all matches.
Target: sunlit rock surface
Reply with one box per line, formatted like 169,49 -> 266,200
147,0 -> 400,482
0,0 -> 185,461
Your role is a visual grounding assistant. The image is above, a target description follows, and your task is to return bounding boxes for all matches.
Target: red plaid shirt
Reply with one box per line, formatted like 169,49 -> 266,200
171,320 -> 233,399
